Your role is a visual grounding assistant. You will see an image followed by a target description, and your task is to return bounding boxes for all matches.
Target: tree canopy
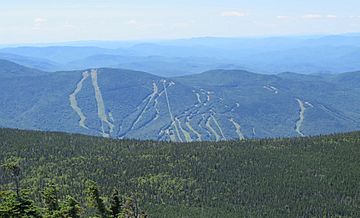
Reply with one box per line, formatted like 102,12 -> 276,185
1,128 -> 360,217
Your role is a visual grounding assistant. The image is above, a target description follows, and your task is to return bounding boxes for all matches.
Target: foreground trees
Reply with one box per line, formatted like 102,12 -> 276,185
0,158 -> 147,218
1,128 -> 360,217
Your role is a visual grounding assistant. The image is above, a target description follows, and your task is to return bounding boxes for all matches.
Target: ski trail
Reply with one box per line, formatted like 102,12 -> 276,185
167,128 -> 177,142
194,92 -> 202,105
229,118 -> 245,140
162,80 -> 182,142
305,101 -> 314,108
160,124 -> 177,142
124,81 -> 167,136
163,122 -> 180,142
295,98 -> 306,137
169,134 -> 177,141
151,82 -> 161,120
131,81 -> 159,130
117,94 -> 151,138
90,69 -> 115,137
109,112 -> 115,123
186,117 -> 202,141
200,114 -> 211,138
69,71 -> 90,129
200,89 -> 212,106
153,84 -> 161,120
263,85 -> 278,94
162,80 -> 174,120
211,114 -> 226,140
318,104 -> 356,122
206,116 -> 221,141
154,98 -> 160,120
176,117 -> 192,142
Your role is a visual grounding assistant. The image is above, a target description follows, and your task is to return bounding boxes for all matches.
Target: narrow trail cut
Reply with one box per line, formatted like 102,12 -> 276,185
295,98 -> 306,137
91,69 -> 115,137
176,117 -> 192,142
206,116 -> 221,141
211,114 -> 226,140
229,118 -> 245,140
263,85 -> 279,94
162,80 -> 182,142
186,117 -> 202,141
131,81 -> 159,130
69,71 -> 90,129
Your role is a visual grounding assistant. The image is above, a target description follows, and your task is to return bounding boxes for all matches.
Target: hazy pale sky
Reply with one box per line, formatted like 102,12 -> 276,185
1,0 -> 360,44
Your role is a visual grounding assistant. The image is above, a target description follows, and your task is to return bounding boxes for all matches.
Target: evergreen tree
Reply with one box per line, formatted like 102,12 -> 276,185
120,196 -> 147,218
1,157 -> 22,199
110,189 -> 121,218
58,196 -> 82,218
0,191 -> 41,218
0,157 -> 41,217
43,182 -> 59,214
86,180 -> 109,218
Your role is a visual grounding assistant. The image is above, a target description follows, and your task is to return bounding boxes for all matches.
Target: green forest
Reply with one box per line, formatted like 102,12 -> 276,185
1,128 -> 360,217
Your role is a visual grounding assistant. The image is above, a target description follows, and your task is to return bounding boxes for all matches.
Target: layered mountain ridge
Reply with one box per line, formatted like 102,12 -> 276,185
1,34 -> 360,76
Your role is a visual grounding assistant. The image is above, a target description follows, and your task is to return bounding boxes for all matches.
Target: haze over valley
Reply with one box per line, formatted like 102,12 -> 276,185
1,34 -> 360,76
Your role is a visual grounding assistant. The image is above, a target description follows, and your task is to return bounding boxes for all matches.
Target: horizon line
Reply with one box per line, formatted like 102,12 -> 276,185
1,31 -> 359,48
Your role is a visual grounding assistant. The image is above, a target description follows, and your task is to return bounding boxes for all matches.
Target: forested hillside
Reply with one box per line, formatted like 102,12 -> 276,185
1,59 -> 360,141
0,128 -> 360,217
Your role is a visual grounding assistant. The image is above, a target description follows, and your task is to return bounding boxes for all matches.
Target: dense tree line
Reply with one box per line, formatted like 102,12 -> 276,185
0,157 -> 147,217
0,128 -> 360,217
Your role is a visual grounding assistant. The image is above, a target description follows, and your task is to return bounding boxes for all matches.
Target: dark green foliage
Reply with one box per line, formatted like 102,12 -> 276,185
0,191 -> 41,218
1,128 -> 360,217
120,197 -> 142,218
0,156 -> 144,218
85,181 -> 145,218
43,182 -> 59,212
1,157 -> 22,199
110,190 -> 121,218
59,196 -> 82,218
0,157 -> 41,217
86,180 -> 109,218
34,182 -> 83,217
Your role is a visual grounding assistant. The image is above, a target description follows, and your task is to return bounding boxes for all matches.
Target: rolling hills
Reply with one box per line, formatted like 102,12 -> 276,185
0,60 -> 360,140
1,34 -> 360,76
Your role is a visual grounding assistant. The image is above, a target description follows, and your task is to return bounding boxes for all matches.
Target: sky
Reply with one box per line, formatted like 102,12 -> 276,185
0,0 -> 360,44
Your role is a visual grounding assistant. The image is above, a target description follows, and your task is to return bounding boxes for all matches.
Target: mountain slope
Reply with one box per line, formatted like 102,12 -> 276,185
1,128 -> 360,217
0,52 -> 59,71
0,60 -> 359,140
0,59 -> 45,78
177,70 -> 360,137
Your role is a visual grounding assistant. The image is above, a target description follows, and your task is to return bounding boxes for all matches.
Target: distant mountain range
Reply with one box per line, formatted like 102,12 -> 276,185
0,34 -> 360,76
0,59 -> 359,141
